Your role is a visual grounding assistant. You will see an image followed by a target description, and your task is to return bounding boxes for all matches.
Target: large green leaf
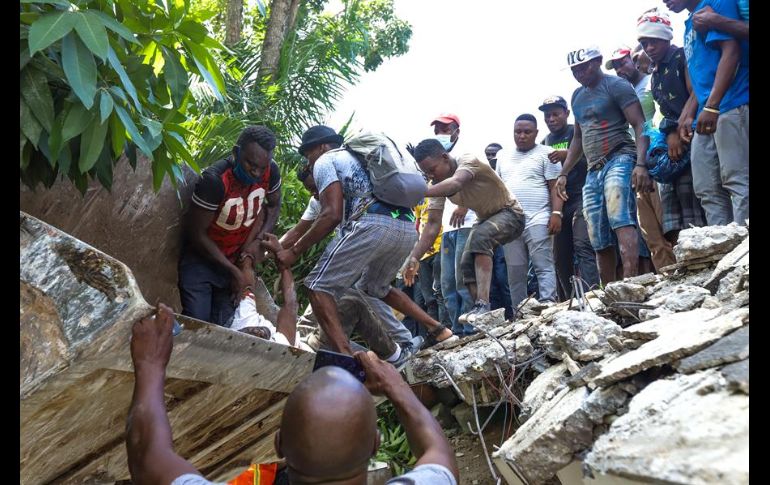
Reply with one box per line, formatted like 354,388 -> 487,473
74,11 -> 109,60
107,46 -> 140,110
99,90 -> 114,123
46,104 -> 68,163
94,145 -> 114,190
87,10 -> 140,45
109,111 -> 126,156
184,40 -> 225,102
161,46 -> 188,106
20,98 -> 43,149
78,116 -> 109,172
178,20 -> 206,43
62,102 -> 95,142
20,66 -> 55,132
58,143 -> 72,176
20,42 -> 32,71
20,0 -> 71,6
61,33 -> 97,108
114,104 -> 153,160
28,11 -> 78,55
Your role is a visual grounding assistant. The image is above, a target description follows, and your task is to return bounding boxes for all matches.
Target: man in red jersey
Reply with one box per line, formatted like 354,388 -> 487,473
178,125 -> 282,326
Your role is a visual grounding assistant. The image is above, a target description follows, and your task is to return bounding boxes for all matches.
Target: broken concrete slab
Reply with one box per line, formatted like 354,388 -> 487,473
673,223 -> 748,263
515,334 -> 534,362
603,282 -> 647,304
581,385 -> 631,424
703,236 -> 749,292
593,308 -> 748,388
645,284 -> 710,312
521,363 -> 569,421
584,370 -> 748,485
468,308 -> 506,330
540,311 -> 623,362
620,307 -> 720,341
716,265 -> 749,302
721,359 -> 748,394
493,386 -> 593,484
676,326 -> 749,373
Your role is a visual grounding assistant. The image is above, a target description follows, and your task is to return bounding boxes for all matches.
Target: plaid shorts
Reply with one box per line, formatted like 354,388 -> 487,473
305,213 -> 417,299
659,166 -> 708,235
582,153 -> 638,251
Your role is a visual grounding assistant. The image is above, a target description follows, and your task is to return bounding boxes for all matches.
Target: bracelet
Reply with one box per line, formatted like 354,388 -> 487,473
635,164 -> 647,168
557,174 -> 567,179
703,106 -> 720,114
552,211 -> 563,218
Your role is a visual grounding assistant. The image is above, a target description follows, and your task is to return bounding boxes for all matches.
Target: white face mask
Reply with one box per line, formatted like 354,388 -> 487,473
435,134 -> 453,151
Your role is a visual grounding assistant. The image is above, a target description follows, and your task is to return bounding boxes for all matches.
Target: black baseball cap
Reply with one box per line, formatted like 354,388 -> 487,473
538,95 -> 569,112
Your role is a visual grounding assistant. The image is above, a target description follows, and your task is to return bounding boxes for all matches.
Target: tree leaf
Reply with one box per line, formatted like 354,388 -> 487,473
107,46 -> 140,110
20,42 -> 32,71
114,104 -> 153,160
47,103 -> 69,162
28,11 -> 78,55
20,98 -> 43,149
62,102 -> 95,141
87,10 -> 140,45
21,133 -> 30,170
58,142 -> 72,176
99,90 -> 114,123
78,116 -> 108,172
160,46 -> 188,107
61,33 -> 97,108
255,0 -> 266,17
184,40 -> 224,102
74,11 -> 109,60
109,110 -> 126,156
20,0 -> 71,7
94,145 -> 113,190
178,20 -> 207,43
20,65 -> 55,132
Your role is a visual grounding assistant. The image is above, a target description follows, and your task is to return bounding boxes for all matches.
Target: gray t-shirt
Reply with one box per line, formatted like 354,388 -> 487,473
571,74 -> 639,168
312,149 -> 374,228
171,464 -> 456,485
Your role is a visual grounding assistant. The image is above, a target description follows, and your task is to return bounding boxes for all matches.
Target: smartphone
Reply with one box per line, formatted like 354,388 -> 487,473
313,349 -> 366,383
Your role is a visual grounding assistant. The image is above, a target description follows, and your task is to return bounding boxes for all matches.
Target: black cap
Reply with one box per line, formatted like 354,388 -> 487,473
298,125 -> 344,155
538,95 -> 569,112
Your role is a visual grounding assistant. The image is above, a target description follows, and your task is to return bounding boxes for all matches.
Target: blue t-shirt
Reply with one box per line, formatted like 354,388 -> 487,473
737,0 -> 748,21
683,0 -> 749,115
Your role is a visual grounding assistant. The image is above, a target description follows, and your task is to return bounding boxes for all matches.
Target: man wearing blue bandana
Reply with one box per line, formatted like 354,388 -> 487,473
178,125 -> 282,326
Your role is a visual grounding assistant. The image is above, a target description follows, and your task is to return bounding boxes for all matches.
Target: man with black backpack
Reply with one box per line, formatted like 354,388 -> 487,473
275,126 -> 454,355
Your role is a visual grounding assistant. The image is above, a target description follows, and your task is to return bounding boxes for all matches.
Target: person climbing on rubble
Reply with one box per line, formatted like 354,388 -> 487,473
273,125 -> 453,355
404,139 -> 526,324
126,304 -> 459,485
178,126 -> 282,327
277,161 -> 424,366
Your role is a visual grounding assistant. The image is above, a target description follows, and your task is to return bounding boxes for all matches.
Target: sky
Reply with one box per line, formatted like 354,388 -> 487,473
322,0 -> 688,155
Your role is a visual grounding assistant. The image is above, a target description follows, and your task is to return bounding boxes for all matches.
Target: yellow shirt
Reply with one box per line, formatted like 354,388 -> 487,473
414,200 -> 443,260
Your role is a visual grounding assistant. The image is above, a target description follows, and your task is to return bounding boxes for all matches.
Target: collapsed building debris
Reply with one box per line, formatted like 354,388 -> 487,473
404,223 -> 749,485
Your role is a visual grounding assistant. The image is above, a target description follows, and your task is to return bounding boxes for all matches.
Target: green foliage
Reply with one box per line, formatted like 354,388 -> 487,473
374,401 -> 416,476
20,0 -> 228,192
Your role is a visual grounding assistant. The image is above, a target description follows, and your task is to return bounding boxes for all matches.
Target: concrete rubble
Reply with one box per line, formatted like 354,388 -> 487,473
406,224 -> 749,484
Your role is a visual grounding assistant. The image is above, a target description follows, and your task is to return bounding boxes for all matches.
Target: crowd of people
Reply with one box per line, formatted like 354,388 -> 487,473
125,2 -> 748,484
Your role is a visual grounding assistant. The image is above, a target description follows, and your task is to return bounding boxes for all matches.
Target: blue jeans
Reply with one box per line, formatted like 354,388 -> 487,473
178,250 -> 235,327
583,153 -> 638,251
490,246 -> 513,320
441,228 -> 474,334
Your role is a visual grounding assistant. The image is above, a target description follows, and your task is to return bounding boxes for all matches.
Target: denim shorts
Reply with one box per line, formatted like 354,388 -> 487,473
582,153 -> 638,251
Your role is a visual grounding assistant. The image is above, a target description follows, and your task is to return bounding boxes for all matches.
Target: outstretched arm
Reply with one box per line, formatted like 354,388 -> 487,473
126,304 -> 201,485
424,170 -> 473,198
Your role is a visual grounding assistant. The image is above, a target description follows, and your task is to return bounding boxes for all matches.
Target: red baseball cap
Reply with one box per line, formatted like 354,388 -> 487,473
605,46 -> 632,70
430,113 -> 460,127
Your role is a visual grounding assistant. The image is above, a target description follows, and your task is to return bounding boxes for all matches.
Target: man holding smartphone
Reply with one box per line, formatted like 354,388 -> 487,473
126,304 -> 459,485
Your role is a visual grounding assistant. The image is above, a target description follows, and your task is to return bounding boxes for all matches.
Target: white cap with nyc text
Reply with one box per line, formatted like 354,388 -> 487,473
566,46 -> 602,68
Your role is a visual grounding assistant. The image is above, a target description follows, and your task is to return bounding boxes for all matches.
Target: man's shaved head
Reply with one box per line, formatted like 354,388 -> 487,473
277,367 -> 378,483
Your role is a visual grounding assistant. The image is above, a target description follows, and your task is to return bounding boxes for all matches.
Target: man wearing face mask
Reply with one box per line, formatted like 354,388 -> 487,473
430,114 -> 478,335
178,125 -> 282,327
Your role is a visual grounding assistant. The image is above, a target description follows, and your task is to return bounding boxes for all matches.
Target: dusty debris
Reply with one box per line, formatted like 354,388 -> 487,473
603,282 -> 647,304
676,325 -> 749,374
515,334 -> 533,362
673,222 -> 748,263
584,370 -> 748,485
645,284 -> 710,312
540,311 -> 622,362
520,363 -> 569,420
721,359 -> 749,394
593,308 -> 748,388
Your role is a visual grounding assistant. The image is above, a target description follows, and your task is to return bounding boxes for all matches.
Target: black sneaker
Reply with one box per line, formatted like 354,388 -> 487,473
459,300 -> 491,325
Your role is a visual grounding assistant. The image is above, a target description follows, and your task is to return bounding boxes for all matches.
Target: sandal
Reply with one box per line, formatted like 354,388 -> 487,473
421,324 -> 455,349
